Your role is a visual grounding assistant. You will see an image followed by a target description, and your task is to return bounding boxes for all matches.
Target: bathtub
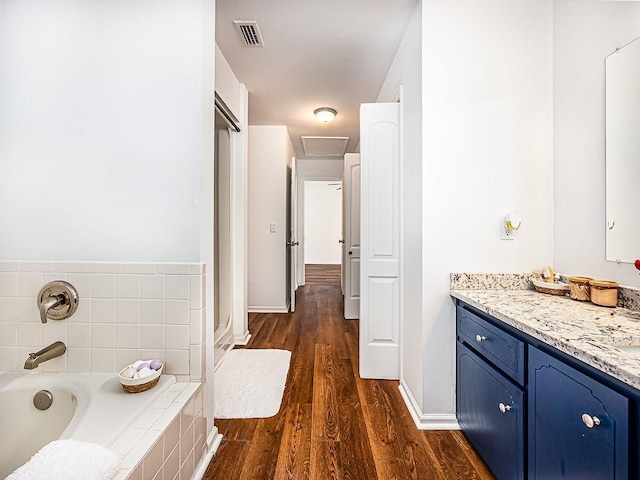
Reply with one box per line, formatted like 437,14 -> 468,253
0,371 -> 175,478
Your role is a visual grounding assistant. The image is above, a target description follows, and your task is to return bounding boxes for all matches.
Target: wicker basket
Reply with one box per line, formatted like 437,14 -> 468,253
567,276 -> 593,302
589,280 -> 619,307
531,279 -> 569,296
119,364 -> 163,393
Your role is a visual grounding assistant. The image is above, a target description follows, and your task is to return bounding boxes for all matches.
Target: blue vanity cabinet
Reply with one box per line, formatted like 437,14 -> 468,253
528,346 -> 629,480
457,342 -> 525,480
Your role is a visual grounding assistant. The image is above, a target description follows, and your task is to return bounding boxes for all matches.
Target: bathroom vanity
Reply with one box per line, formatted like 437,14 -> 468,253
451,288 -> 640,480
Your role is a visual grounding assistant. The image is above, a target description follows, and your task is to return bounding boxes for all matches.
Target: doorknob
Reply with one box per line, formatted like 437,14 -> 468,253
338,240 -> 345,244
348,251 -> 353,255
287,241 -> 299,247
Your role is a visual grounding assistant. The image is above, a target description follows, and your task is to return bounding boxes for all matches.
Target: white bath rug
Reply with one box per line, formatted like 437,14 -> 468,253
214,348 -> 291,419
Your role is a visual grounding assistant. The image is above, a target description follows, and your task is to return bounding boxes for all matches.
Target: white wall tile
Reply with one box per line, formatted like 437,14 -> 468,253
39,353 -> 66,372
194,387 -> 203,414
165,349 -> 189,375
140,325 -> 164,350
0,273 -> 18,296
0,261 -> 19,272
165,301 -> 189,325
117,275 -> 140,299
181,397 -> 195,436
165,275 -> 189,300
116,324 -> 140,349
122,263 -> 156,274
141,300 -> 164,324
17,297 -> 39,323
19,262 -> 53,272
128,462 -> 143,480
68,298 -> 91,323
116,348 -> 141,371
91,348 -> 115,372
43,272 -> 67,283
0,297 -> 18,322
189,276 -> 203,309
180,423 -> 195,477
112,428 -> 147,456
189,310 -> 203,345
163,444 -> 180,480
117,299 -> 140,324
92,324 -> 115,348
17,323 -> 42,347
141,275 -> 164,300
143,435 -> 164,480
165,325 -> 189,350
18,273 -> 43,298
134,408 -> 165,430
189,345 -> 202,381
66,348 -> 91,372
140,349 -> 164,363
92,299 -> 116,323
157,264 -> 190,275
42,322 -> 66,345
92,274 -> 116,298
67,323 -> 91,347
0,323 -> 17,346
54,262 -> 88,273
67,273 -> 91,299
88,263 -> 122,274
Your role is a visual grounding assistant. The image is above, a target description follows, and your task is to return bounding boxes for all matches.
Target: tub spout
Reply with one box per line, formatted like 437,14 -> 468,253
24,341 -> 66,370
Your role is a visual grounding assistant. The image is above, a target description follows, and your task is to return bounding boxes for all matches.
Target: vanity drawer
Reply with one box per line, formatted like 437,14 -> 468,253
457,305 -> 525,385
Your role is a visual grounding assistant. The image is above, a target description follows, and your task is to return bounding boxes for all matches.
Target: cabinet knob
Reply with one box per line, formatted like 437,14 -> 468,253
581,414 -> 601,428
475,334 -> 487,343
498,402 -> 512,413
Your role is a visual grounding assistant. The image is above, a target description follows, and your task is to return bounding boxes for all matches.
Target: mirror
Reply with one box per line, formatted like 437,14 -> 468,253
605,37 -> 640,263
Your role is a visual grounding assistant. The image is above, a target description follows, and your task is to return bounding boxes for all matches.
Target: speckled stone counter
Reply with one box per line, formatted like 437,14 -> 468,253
450,288 -> 640,391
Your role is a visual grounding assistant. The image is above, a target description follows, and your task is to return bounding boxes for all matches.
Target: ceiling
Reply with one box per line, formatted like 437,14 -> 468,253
215,0 -> 418,158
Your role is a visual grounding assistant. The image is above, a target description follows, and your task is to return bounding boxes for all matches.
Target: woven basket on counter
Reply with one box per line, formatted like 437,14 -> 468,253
567,276 -> 593,302
531,279 -> 569,296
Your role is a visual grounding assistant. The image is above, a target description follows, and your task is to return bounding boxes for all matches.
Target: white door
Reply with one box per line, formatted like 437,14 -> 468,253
289,156 -> 298,312
343,153 -> 360,320
359,102 -> 400,380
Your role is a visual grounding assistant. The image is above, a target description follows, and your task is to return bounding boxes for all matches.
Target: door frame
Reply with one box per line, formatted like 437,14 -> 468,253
296,173 -> 342,287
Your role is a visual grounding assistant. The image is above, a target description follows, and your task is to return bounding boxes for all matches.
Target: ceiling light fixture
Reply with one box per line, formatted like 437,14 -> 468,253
314,107 -> 337,123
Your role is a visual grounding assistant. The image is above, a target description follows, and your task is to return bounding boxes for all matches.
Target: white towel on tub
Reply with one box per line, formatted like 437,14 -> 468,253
6,439 -> 120,480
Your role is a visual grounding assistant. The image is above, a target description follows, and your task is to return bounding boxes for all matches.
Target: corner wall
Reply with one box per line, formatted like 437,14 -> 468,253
553,0 -> 640,287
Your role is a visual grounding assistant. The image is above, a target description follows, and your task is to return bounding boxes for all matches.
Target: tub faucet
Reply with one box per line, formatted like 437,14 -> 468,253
24,341 -> 66,370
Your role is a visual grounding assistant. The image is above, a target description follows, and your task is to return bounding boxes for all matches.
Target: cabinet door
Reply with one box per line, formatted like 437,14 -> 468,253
457,342 -> 524,480
529,346 -> 629,479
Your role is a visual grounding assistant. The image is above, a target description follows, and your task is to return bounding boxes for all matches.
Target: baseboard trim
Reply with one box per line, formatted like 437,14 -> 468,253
234,330 -> 252,345
193,427 -> 223,480
248,306 -> 289,313
398,380 -> 460,430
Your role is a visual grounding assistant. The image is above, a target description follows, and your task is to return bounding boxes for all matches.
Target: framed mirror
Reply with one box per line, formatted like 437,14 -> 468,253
605,36 -> 640,263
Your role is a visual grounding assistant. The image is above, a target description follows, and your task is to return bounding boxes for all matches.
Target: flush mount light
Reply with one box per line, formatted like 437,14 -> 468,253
314,107 -> 337,123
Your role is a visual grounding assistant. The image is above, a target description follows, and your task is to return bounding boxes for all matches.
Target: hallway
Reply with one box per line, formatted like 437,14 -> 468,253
203,285 -> 493,479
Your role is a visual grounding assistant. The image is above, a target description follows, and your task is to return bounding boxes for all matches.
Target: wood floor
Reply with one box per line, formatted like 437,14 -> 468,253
304,264 -> 341,285
203,285 -> 494,480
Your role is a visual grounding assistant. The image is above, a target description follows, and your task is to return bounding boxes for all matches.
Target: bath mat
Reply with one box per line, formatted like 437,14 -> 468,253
214,348 -> 291,419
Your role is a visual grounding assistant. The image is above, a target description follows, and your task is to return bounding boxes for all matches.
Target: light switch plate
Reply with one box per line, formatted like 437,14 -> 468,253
269,222 -> 276,233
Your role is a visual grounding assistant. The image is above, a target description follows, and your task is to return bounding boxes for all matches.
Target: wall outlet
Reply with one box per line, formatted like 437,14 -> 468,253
500,221 -> 514,241
269,222 -> 276,233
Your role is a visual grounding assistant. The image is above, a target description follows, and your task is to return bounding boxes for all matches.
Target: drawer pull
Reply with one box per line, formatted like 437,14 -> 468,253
498,402 -> 512,413
475,334 -> 487,342
581,414 -> 600,428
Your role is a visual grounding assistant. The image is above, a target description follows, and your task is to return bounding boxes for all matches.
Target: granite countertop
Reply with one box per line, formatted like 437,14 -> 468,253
450,288 -> 640,391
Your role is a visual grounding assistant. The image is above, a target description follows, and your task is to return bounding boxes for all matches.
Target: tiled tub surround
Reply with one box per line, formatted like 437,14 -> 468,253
450,288 -> 640,391
112,383 -> 206,480
0,261 -> 210,480
0,261 -> 206,382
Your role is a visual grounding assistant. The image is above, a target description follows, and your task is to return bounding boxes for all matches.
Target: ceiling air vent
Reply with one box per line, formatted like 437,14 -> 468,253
233,21 -> 265,47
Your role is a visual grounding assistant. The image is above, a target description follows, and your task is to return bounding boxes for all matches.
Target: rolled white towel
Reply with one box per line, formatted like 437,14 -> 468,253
7,439 -> 121,480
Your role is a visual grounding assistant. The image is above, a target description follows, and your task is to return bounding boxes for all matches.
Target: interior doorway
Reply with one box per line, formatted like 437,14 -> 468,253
303,180 -> 342,286
213,110 -> 234,367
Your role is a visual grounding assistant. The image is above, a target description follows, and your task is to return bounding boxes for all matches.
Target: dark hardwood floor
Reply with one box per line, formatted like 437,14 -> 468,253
203,285 -> 494,480
305,264 -> 341,286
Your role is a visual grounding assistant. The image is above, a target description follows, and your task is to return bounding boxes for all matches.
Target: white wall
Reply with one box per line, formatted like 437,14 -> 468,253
215,43 -> 241,119
0,0 -> 211,262
419,0 -> 554,424
247,126 -> 292,311
554,0 -> 640,288
304,181 -> 342,264
376,1 -> 424,415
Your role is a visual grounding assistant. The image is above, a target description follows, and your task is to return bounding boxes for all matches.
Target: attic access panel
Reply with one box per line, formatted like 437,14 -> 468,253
301,136 -> 349,157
